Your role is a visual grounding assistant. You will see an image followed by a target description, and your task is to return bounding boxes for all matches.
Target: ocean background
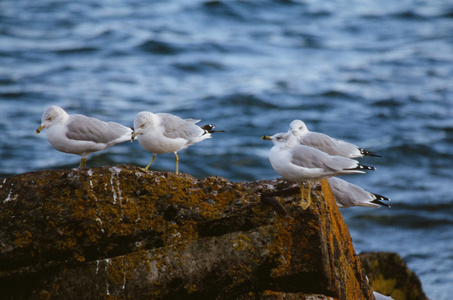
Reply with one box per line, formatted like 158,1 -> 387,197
1,0 -> 452,298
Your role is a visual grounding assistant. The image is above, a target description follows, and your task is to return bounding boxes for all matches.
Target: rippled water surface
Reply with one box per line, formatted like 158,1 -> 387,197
1,0 -> 453,298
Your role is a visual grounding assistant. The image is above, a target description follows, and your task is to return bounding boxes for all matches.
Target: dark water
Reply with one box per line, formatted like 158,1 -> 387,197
1,0 -> 453,298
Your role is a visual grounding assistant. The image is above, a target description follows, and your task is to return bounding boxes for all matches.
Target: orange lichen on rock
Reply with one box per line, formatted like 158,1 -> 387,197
13,230 -> 33,248
317,179 -> 372,300
359,252 -> 429,300
266,216 -> 296,278
0,165 -> 385,299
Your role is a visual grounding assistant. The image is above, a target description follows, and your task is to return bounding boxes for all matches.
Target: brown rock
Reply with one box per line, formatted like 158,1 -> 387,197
1,165 -> 374,299
359,252 -> 429,300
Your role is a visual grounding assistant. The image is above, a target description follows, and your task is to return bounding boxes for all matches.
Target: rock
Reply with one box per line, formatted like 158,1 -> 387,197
0,165 -> 374,299
359,252 -> 429,300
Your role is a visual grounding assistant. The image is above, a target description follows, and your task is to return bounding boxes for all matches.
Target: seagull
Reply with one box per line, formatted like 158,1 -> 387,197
261,132 -> 375,209
327,177 -> 390,208
288,119 -> 380,158
373,292 -> 395,300
36,105 -> 133,168
132,111 -> 223,174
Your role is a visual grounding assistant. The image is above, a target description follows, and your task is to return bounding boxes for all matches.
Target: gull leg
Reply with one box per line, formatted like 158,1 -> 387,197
79,157 -> 87,169
299,182 -> 311,210
141,154 -> 156,172
174,152 -> 179,175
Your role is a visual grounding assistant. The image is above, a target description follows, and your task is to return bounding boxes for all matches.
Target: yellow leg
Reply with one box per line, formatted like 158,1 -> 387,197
79,157 -> 87,169
299,182 -> 312,210
174,152 -> 179,175
142,154 -> 156,172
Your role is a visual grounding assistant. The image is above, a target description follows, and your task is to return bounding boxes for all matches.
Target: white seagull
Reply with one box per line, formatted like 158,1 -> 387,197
261,132 -> 375,209
36,105 -> 133,168
288,119 -> 380,158
132,111 -> 222,174
327,177 -> 390,208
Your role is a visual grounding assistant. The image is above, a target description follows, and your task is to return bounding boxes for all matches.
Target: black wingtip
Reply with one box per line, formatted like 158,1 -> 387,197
201,124 -> 225,134
372,193 -> 390,202
371,199 -> 391,208
360,148 -> 381,157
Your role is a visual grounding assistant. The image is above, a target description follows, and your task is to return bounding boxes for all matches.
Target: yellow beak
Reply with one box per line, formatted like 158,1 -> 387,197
36,125 -> 45,134
131,131 -> 139,142
261,135 -> 272,140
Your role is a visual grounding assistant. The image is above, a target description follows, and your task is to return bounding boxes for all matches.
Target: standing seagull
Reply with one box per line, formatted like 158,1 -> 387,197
261,132 -> 375,209
327,177 -> 390,208
132,111 -> 222,175
36,105 -> 133,168
288,120 -> 380,158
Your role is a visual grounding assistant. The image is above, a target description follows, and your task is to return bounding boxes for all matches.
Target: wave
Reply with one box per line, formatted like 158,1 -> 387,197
354,212 -> 453,229
139,39 -> 183,55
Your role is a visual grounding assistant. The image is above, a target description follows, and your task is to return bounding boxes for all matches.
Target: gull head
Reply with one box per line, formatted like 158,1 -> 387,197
288,119 -> 309,137
132,111 -> 156,139
261,132 -> 296,147
36,105 -> 68,134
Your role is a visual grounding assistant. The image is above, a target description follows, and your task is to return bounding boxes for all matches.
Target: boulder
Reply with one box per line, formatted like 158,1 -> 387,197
359,252 -> 429,300
1,165 -> 374,299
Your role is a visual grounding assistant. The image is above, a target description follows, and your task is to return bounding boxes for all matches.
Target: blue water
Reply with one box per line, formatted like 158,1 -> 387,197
1,0 -> 452,298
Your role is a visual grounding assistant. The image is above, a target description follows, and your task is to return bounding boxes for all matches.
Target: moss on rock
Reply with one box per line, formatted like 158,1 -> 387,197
359,252 -> 428,300
0,165 -> 398,299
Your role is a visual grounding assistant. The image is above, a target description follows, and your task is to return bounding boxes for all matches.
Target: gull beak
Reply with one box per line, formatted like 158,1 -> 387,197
36,125 -> 45,134
261,135 -> 272,141
291,130 -> 296,135
131,131 -> 139,142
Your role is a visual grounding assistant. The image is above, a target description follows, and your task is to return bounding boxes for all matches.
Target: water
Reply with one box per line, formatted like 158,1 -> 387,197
1,0 -> 453,298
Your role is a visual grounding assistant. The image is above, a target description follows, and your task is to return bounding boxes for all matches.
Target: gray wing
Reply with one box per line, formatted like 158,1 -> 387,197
300,132 -> 360,157
158,113 -> 204,141
328,177 -> 358,208
328,177 -> 384,208
328,177 -> 379,208
290,145 -> 358,171
66,115 -> 131,144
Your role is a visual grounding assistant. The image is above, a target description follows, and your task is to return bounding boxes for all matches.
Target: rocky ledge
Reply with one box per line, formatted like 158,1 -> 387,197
0,165 -> 427,299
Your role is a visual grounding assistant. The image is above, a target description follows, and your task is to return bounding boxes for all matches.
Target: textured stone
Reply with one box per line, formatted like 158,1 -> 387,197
1,165 -> 374,299
359,252 -> 429,300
